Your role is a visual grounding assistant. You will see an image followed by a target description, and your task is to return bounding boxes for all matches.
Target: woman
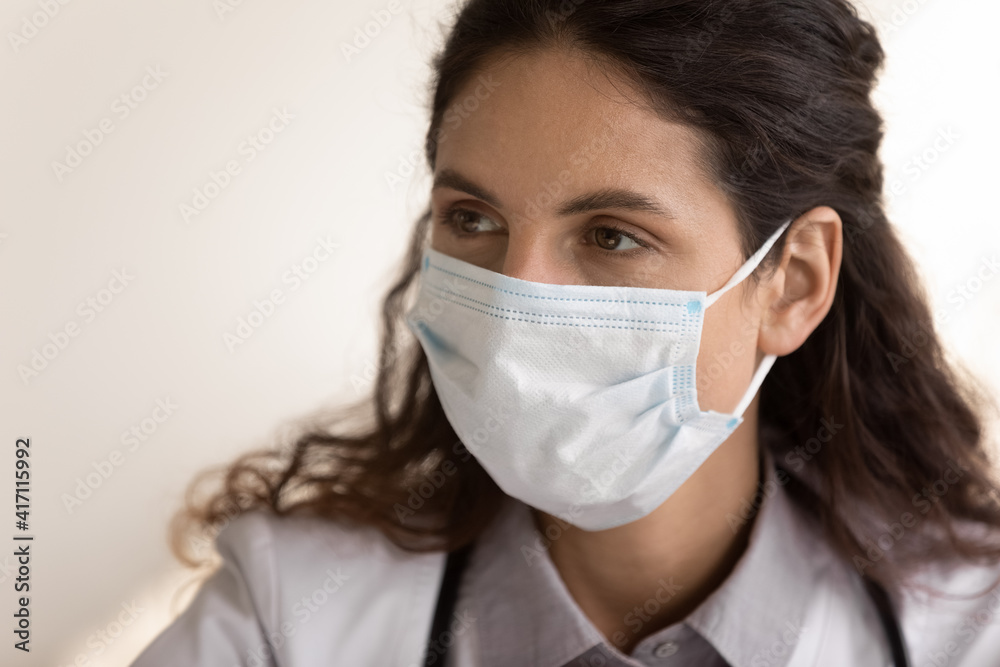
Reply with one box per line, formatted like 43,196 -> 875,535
132,1 -> 1000,665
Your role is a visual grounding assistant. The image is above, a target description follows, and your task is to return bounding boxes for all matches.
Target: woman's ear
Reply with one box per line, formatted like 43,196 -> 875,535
758,206 -> 843,356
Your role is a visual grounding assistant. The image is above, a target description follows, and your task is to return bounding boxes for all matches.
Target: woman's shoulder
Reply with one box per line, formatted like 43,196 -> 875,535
214,506 -> 447,618
215,507 -> 440,574
782,505 -> 1000,666
132,509 -> 446,666
895,522 -> 1000,665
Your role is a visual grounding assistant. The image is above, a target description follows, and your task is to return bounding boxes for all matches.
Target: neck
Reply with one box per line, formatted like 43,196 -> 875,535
531,421 -> 763,655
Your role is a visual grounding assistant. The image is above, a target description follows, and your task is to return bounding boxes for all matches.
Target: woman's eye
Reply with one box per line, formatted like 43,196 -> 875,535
592,226 -> 643,252
438,207 -> 648,256
439,206 -> 501,235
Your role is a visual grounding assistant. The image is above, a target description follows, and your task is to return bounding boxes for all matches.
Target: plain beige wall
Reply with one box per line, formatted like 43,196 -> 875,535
0,0 -> 996,665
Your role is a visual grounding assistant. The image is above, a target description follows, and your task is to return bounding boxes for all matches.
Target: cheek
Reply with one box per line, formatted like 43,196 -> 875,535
694,299 -> 761,413
428,225 -> 447,252
428,220 -> 466,257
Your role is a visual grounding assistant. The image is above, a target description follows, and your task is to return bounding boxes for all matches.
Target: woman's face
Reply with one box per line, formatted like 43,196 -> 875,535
429,46 -> 773,415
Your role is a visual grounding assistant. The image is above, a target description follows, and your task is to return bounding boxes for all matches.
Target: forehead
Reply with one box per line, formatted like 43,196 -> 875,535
433,46 -> 720,220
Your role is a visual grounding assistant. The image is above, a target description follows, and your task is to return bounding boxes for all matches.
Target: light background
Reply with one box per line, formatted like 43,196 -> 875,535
0,0 -> 997,665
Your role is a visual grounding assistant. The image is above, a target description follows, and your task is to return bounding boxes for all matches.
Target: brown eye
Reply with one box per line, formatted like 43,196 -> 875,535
440,206 -> 501,234
593,226 -> 641,252
456,209 -> 485,233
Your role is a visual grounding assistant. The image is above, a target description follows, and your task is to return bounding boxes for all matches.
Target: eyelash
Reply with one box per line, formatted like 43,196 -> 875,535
436,204 -> 652,257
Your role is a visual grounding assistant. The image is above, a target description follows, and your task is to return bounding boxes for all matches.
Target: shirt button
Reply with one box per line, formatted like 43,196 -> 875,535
653,641 -> 679,658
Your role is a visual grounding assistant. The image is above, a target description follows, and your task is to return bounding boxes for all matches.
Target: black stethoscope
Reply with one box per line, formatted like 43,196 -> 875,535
421,542 -> 911,667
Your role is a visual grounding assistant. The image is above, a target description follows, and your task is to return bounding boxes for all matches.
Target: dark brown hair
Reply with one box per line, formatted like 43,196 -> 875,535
171,0 -> 1000,596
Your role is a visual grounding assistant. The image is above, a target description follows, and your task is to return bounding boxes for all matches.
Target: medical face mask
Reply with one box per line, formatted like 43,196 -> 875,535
404,220 -> 791,531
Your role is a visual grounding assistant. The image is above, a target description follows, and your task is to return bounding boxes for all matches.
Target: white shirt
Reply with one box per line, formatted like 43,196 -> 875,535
130,452 -> 1000,666
446,448 -> 872,666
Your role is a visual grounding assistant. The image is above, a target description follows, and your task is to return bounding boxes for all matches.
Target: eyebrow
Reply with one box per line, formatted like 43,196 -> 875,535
432,168 -> 677,219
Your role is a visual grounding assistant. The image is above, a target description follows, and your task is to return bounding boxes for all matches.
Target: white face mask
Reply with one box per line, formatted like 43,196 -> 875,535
404,219 -> 791,531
